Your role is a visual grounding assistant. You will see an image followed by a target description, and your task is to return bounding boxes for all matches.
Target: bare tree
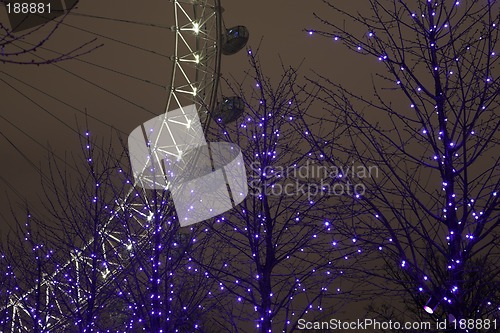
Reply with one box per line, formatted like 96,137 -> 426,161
305,0 -> 499,330
191,52 -> 366,333
0,211 -> 68,332
0,133 -> 132,332
0,129 -> 222,332
108,176 -> 220,332
0,251 -> 15,331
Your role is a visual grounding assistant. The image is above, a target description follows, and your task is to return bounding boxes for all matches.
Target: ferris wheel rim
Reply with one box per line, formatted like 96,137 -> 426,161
167,0 -> 223,131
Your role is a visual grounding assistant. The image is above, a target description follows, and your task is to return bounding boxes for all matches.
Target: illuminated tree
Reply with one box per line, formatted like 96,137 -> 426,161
0,134 -> 131,332
306,0 -> 499,329
0,131 -> 220,332
0,252 -> 15,331
0,217 -> 61,333
193,51 -> 366,333
108,186 -> 220,332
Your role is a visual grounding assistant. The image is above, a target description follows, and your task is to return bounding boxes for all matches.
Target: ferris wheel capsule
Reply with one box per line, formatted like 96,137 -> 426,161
222,26 -> 250,55
213,96 -> 245,124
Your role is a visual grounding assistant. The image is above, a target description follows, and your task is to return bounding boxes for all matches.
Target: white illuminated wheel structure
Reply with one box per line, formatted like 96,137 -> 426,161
3,1 -> 249,331
167,0 -> 222,127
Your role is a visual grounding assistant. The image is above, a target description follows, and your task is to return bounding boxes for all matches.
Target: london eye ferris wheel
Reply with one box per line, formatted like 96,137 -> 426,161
0,0 -> 249,330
